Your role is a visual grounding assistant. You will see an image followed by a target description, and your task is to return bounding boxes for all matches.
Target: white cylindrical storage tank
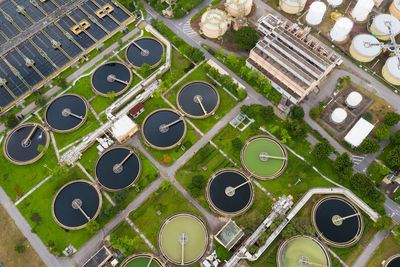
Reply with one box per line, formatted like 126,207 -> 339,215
225,0 -> 253,17
330,17 -> 354,44
382,56 -> 400,85
370,14 -> 400,40
331,108 -> 348,124
390,0 -> 400,20
349,34 -> 382,62
351,0 -> 375,23
200,9 -> 230,39
346,92 -> 363,107
327,0 -> 343,7
279,0 -> 307,14
306,1 -> 327,26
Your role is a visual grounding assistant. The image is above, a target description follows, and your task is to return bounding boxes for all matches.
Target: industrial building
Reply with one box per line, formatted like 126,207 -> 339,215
246,14 -> 342,104
0,0 -> 135,113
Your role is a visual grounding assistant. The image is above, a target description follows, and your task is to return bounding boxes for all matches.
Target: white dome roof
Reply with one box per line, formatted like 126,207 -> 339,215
306,2 -> 327,26
373,14 -> 400,35
331,108 -> 348,123
330,17 -> 354,42
351,34 -> 382,57
346,91 -> 363,107
327,0 -> 343,7
385,56 -> 400,80
225,0 -> 253,17
200,9 -> 230,39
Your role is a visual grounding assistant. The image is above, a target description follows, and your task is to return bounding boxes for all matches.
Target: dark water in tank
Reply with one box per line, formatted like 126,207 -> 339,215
209,171 -> 252,213
142,110 -> 185,148
95,148 -> 140,190
314,198 -> 361,244
92,62 -> 131,94
6,124 -> 48,162
126,38 -> 163,68
53,182 -> 100,228
388,257 -> 400,267
45,95 -> 87,131
178,82 -> 218,117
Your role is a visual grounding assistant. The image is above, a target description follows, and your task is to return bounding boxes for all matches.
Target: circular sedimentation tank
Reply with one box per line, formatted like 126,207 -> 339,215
3,123 -> 49,165
346,91 -> 363,108
370,14 -> 400,40
277,235 -> 331,267
306,1 -> 327,26
331,108 -> 348,124
142,109 -> 186,150
200,9 -> 230,39
206,168 -> 254,216
390,0 -> 400,20
241,135 -> 288,180
126,37 -> 164,69
45,94 -> 88,132
349,34 -> 382,62
158,213 -> 208,265
384,254 -> 400,267
279,0 -> 307,14
95,146 -> 141,191
312,196 -> 364,247
382,56 -> 400,85
330,17 -> 354,44
121,253 -> 164,267
225,0 -> 253,17
52,180 -> 102,230
91,61 -> 133,97
177,81 -> 220,119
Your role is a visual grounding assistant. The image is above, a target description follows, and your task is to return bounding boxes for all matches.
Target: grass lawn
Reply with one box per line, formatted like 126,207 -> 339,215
162,47 -> 193,86
17,167 -> 97,254
53,108 -> 100,150
0,143 -> 58,201
0,205 -> 45,267
65,72 -> 96,100
129,183 -> 204,246
164,63 -> 238,133
110,221 -> 152,254
135,96 -> 201,166
366,234 -> 400,267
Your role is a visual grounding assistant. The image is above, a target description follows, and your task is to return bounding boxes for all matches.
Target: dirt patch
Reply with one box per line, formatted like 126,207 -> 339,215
0,205 -> 45,267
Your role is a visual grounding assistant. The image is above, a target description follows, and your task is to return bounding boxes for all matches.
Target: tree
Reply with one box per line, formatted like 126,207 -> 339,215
361,112 -> 373,122
373,215 -> 393,231
261,106 -> 274,120
110,234 -> 139,255
216,245 -> 232,260
140,63 -> 151,77
184,46 -> 204,62
234,27 -> 259,50
333,153 -> 354,181
310,106 -> 324,119
375,124 -> 392,141
4,113 -> 19,128
237,88 -> 247,101
14,244 -> 25,254
188,175 -> 206,198
35,95 -> 47,107
350,173 -> 374,197
393,225 -> 400,243
86,220 -> 100,234
55,77 -> 68,89
383,112 -> 400,126
357,138 -> 380,154
384,146 -> 400,171
390,130 -> 400,145
281,217 -> 315,239
240,105 -> 255,118
289,105 -> 305,120
231,137 -> 243,151
311,141 -> 333,161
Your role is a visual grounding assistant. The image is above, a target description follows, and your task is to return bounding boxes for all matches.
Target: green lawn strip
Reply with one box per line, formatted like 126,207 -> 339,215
79,144 -> 100,177
162,47 -> 193,86
165,63 -> 237,133
246,238 -> 279,267
53,108 -> 100,150
64,75 -> 95,100
366,234 -> 400,267
17,167 -> 94,254
129,184 -> 204,246
0,144 -> 57,201
175,143 -> 235,210
110,221 -> 152,254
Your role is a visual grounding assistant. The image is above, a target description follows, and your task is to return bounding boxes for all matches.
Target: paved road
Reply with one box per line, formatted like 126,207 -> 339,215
352,230 -> 390,267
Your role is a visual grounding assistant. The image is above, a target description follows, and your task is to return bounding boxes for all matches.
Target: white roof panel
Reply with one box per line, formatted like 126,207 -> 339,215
344,118 -> 375,147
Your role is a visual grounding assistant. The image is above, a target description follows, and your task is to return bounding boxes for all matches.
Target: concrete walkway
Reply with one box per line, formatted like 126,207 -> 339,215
352,230 -> 390,267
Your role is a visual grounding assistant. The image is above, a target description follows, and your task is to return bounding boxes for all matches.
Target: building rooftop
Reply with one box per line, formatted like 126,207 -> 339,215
344,118 -> 375,147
